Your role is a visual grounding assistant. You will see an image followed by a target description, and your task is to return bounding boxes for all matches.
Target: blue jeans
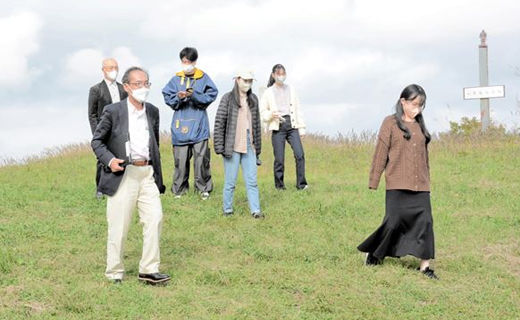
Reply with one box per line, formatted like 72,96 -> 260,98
222,139 -> 261,215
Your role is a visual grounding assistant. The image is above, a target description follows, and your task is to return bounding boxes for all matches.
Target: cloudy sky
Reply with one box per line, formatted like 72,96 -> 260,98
1,0 -> 520,160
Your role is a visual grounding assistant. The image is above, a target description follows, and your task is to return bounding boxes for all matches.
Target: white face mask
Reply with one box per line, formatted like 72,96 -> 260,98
131,87 -> 150,103
275,75 -> 286,83
237,79 -> 252,93
106,70 -> 118,81
182,64 -> 195,73
402,98 -> 424,120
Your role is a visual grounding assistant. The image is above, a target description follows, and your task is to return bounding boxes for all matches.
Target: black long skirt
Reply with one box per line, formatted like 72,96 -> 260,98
357,190 -> 435,260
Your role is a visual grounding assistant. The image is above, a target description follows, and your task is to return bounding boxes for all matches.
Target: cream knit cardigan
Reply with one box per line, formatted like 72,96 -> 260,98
259,85 -> 306,135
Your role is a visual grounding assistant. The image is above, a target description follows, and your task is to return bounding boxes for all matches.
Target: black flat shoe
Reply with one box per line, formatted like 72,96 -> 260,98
138,272 -> 171,285
113,279 -> 122,284
223,211 -> 234,217
419,267 -> 439,280
365,252 -> 382,266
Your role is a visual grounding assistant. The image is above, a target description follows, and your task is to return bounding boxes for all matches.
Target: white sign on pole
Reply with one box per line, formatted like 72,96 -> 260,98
463,85 -> 505,100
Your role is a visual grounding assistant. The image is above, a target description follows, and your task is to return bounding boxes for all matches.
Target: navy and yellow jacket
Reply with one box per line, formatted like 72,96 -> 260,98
162,68 -> 218,145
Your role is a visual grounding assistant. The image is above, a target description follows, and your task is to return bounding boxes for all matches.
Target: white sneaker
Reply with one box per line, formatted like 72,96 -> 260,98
201,192 -> 210,200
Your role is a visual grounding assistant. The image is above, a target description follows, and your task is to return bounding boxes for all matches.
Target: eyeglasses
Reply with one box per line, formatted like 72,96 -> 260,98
126,81 -> 151,88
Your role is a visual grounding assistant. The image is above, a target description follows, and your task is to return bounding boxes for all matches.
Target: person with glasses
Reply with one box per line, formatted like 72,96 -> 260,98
357,84 -> 438,280
162,47 -> 218,200
92,66 -> 170,285
88,58 -> 128,198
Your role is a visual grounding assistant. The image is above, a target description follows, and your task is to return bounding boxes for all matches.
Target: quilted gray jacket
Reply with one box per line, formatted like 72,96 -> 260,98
213,83 -> 261,158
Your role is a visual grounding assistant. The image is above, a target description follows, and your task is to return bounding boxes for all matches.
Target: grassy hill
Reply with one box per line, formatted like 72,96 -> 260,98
1,133 -> 519,319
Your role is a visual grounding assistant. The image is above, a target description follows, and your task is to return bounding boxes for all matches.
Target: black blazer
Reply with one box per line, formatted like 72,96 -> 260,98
91,99 -> 166,196
88,80 -> 127,134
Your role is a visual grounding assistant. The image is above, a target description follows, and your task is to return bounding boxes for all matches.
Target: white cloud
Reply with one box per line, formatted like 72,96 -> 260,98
303,103 -> 360,134
349,0 -> 520,43
2,0 -> 520,160
0,12 -> 42,88
138,0 -> 520,47
394,63 -> 441,85
289,47 -> 440,100
111,47 -> 141,73
63,48 -> 104,85
62,46 -> 141,87
139,0 -> 349,42
195,51 -> 240,81
0,103 -> 91,161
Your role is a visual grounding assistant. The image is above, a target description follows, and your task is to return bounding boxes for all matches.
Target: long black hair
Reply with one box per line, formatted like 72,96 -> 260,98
232,79 -> 255,108
394,84 -> 431,144
267,64 -> 286,87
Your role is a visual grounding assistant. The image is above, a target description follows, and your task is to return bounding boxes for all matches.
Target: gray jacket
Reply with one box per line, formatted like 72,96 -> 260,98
213,84 -> 261,158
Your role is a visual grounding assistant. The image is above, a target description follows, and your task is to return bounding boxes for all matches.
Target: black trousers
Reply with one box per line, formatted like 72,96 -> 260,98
271,116 -> 307,189
172,139 -> 213,195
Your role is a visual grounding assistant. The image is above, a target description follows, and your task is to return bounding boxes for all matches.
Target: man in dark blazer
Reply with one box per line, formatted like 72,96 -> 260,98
88,58 -> 128,196
91,66 -> 169,285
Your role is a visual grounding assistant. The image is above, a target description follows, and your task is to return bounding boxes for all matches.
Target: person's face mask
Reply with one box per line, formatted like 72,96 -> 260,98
106,70 -> 118,81
237,78 -> 252,93
402,97 -> 424,119
275,75 -> 286,83
182,63 -> 195,73
131,87 -> 150,103
408,108 -> 420,119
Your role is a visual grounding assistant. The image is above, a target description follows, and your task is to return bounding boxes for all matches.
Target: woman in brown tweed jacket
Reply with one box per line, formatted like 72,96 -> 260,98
357,84 -> 438,280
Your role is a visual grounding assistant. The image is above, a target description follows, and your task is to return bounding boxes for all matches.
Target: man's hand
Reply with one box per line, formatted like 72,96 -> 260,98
177,91 -> 187,99
109,158 -> 125,172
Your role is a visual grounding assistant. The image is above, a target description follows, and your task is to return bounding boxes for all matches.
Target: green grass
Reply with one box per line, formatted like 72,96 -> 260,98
1,134 -> 519,319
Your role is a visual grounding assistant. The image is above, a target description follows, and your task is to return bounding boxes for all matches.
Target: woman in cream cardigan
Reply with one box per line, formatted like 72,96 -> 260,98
260,64 -> 308,190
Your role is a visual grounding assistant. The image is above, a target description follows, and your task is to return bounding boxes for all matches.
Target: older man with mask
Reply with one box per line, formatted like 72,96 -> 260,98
92,66 -> 169,285
88,58 -> 128,198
